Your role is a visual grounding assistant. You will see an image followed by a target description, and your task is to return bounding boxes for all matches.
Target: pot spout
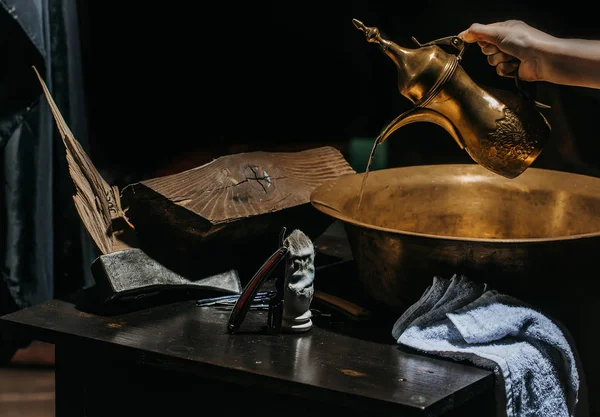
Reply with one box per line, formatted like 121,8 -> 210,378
377,108 -> 465,150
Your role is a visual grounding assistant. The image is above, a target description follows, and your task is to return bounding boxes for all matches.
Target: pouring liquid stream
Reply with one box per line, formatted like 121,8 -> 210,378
354,136 -> 380,219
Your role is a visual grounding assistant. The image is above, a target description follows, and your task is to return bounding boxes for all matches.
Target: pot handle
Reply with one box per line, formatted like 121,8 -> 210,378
412,35 -> 468,61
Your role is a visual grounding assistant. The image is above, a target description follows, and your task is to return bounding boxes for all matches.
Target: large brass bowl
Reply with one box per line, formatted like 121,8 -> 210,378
310,164 -> 600,314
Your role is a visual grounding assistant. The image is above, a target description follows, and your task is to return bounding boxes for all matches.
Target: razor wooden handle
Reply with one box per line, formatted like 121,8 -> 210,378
227,246 -> 288,334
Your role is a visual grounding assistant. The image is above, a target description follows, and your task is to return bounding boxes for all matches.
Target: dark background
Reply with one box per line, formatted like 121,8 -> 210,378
75,1 -> 600,186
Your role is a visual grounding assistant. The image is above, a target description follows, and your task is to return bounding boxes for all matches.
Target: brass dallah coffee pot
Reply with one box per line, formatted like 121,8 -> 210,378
353,19 -> 551,179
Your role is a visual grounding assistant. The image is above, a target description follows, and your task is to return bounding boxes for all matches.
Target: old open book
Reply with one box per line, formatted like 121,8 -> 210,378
33,67 -> 356,280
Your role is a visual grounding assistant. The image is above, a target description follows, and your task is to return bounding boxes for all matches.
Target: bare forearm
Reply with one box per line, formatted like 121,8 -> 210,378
541,37 -> 600,89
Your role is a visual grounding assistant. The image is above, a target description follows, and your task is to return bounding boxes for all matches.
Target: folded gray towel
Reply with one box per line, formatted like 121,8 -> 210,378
393,275 -> 587,417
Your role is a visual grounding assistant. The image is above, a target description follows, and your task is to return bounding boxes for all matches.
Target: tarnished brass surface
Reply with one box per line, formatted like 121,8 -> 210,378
353,19 -> 551,179
311,165 -> 600,311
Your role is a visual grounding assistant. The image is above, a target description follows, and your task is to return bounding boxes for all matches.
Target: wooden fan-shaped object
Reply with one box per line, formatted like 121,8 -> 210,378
34,68 -> 356,282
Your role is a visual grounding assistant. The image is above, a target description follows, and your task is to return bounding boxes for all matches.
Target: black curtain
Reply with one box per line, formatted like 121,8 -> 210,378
0,0 -> 95,361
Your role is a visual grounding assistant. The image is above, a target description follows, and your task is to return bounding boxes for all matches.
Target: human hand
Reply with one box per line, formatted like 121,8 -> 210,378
458,20 -> 556,82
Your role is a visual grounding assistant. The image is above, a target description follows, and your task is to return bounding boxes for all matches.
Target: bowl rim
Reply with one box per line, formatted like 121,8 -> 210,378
310,164 -> 600,244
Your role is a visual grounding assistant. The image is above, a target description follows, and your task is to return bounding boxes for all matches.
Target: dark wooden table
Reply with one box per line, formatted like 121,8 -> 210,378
0,223 -> 495,416
0,292 -> 494,417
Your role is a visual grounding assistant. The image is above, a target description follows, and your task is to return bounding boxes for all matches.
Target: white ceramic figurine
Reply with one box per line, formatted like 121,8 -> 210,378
282,229 -> 315,332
